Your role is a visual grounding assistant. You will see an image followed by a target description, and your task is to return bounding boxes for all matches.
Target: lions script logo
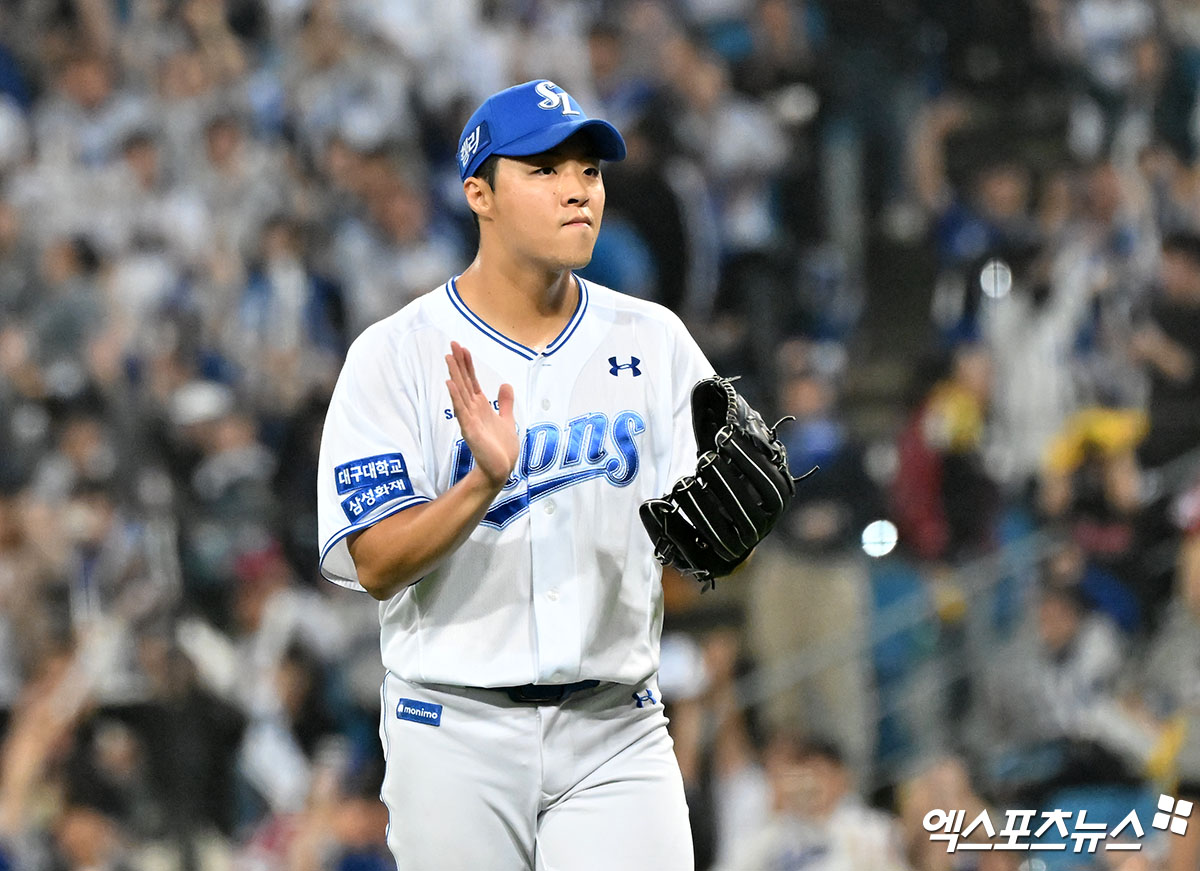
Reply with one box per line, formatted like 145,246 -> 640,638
451,410 -> 646,529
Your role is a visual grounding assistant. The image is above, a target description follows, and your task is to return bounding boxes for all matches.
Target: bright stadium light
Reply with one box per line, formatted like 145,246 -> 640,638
979,258 -> 1012,299
861,520 -> 899,558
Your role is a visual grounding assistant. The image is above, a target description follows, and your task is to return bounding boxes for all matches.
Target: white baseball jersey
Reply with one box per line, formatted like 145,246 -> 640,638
317,276 -> 713,687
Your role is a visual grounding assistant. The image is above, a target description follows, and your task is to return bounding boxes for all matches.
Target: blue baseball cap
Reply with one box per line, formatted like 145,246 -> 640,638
456,80 -> 626,181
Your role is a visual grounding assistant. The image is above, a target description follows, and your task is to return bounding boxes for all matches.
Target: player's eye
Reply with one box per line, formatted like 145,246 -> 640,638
584,166 -> 601,178
534,166 -> 555,176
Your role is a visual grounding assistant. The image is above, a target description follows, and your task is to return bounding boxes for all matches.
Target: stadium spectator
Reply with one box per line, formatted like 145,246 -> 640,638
663,623 -> 769,871
746,341 -> 880,780
1060,0 -> 1157,160
892,343 -> 999,563
971,581 -> 1137,805
226,216 -> 344,420
717,733 -> 910,871
897,755 -> 1014,871
0,199 -> 33,319
977,239 -> 1098,489
1133,473 -> 1200,869
192,111 -> 287,269
1132,231 -> 1200,466
330,169 -> 463,336
32,52 -> 148,171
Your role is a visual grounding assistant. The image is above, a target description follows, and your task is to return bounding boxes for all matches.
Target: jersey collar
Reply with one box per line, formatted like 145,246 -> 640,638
445,274 -> 589,361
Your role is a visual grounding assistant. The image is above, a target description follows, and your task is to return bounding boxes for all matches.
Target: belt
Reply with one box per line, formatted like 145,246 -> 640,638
482,680 -> 602,704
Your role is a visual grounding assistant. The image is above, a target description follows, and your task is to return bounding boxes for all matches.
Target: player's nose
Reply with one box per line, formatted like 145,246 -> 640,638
559,164 -> 591,206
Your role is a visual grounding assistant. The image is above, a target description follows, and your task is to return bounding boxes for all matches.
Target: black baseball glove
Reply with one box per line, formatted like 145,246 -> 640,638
640,376 -> 812,590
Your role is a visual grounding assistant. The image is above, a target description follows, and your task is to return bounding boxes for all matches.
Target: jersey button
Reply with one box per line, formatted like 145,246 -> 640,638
541,398 -> 550,411
544,500 -> 556,515
546,589 -> 559,601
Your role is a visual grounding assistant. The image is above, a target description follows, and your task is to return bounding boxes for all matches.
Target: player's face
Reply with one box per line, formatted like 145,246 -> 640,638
489,139 -> 605,271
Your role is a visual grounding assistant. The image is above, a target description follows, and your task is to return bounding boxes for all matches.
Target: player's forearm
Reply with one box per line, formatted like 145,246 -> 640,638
348,468 -> 504,600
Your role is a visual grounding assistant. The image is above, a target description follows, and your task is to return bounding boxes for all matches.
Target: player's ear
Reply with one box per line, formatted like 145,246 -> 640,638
463,175 -> 495,223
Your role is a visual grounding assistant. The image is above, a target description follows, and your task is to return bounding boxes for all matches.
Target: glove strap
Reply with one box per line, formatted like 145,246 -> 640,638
794,464 -> 820,483
769,415 -> 796,437
687,567 -> 717,593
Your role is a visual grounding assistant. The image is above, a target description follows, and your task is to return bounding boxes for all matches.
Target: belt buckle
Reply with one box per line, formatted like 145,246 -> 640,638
506,684 -> 564,704
504,681 -> 601,704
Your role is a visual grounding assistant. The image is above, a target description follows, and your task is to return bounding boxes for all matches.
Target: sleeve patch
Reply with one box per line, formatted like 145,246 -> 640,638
335,453 -> 415,521
335,453 -> 412,494
340,479 -> 416,521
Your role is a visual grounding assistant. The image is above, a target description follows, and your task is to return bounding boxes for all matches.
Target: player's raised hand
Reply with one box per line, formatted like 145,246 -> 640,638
445,341 -> 518,489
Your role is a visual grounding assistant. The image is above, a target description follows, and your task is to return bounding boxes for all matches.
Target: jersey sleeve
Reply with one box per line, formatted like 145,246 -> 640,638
317,325 -> 435,591
665,314 -> 716,486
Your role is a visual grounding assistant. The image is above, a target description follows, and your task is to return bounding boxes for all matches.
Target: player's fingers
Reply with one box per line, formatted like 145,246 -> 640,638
496,383 -> 514,422
450,343 -> 476,396
446,378 -> 466,419
445,351 -> 469,395
450,383 -> 479,432
448,341 -> 466,385
454,350 -> 484,409
461,345 -> 484,396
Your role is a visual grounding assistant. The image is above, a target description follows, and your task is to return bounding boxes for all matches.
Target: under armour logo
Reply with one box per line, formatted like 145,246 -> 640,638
609,356 -> 641,377
632,689 -> 657,708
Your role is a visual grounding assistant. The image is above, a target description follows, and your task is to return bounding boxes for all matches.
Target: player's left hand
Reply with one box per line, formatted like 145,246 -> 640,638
640,375 -> 810,590
445,341 -> 518,489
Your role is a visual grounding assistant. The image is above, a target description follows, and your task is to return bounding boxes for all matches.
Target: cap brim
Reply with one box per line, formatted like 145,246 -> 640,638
493,118 -> 626,163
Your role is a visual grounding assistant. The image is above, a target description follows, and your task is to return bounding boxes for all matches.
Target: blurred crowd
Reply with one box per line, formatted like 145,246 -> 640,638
4,0 -> 1200,869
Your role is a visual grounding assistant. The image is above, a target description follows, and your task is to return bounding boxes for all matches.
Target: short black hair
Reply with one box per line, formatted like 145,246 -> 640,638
588,21 -> 622,41
1039,579 -> 1088,613
1163,231 -> 1200,268
470,155 -> 501,230
766,729 -> 846,766
122,129 -> 158,153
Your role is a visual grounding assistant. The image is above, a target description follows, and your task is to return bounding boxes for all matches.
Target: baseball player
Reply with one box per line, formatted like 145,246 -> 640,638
317,79 -> 794,870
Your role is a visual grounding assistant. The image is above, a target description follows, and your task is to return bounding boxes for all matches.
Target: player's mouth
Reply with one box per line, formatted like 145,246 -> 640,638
563,215 -> 593,227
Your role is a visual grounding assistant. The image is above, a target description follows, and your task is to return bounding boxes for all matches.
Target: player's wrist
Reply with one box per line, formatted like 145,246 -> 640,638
463,464 -> 511,497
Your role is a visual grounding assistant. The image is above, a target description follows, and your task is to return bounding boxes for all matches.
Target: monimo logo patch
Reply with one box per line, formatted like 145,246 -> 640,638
397,698 -> 443,727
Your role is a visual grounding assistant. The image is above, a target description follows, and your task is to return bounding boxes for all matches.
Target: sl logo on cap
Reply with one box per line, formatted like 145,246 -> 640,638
535,81 -> 580,117
459,121 -> 491,172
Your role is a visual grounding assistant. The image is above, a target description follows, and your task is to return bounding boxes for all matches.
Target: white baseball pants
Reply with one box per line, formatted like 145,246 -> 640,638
378,673 -> 694,870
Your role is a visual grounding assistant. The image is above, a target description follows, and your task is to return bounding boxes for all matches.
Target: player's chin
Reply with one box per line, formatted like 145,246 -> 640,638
572,234 -> 603,262
548,244 -> 597,272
